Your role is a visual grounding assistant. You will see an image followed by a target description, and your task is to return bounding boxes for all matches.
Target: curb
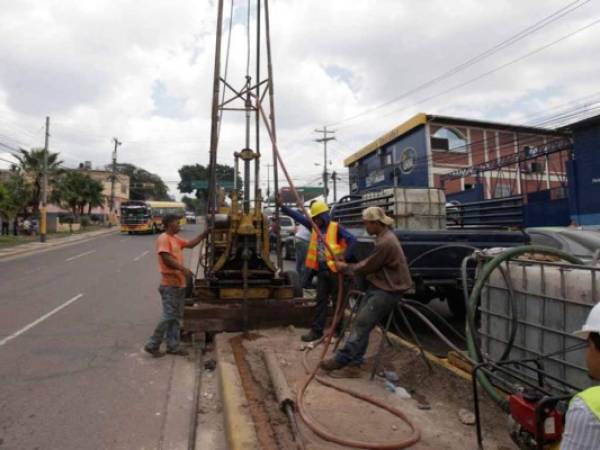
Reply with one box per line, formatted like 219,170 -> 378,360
215,333 -> 260,450
0,228 -> 119,262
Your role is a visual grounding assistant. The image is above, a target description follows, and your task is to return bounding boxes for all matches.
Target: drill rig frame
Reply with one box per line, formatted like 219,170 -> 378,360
184,0 -> 312,334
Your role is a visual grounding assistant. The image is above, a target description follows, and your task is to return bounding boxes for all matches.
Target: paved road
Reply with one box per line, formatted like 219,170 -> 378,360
0,225 -> 203,450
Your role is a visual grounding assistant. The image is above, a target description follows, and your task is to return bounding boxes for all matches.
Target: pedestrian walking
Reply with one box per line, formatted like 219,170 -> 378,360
294,221 -> 312,288
319,207 -> 412,377
144,214 -> 208,357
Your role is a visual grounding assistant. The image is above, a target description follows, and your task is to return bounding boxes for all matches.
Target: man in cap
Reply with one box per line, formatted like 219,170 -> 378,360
560,302 -> 600,449
281,200 -> 356,342
319,206 -> 412,375
144,214 -> 208,357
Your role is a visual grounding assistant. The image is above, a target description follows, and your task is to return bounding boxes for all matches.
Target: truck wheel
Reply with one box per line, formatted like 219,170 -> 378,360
284,270 -> 303,298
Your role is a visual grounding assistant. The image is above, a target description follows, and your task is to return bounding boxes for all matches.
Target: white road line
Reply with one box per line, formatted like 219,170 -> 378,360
0,293 -> 85,348
133,250 -> 149,262
65,250 -> 96,262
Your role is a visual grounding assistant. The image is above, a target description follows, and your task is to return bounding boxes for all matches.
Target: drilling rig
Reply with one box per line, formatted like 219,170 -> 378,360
183,0 -> 313,334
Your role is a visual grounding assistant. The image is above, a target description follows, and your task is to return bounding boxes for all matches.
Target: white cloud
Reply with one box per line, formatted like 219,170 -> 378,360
0,0 -> 598,199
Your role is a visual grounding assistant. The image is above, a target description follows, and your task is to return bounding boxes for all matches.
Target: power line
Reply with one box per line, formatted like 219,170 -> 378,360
356,16 -> 600,139
328,0 -> 592,128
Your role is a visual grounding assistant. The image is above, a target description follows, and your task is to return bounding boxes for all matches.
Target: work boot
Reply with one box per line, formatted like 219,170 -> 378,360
303,288 -> 316,299
328,365 -> 363,379
143,344 -> 165,358
319,357 -> 345,372
166,348 -> 189,356
301,329 -> 323,342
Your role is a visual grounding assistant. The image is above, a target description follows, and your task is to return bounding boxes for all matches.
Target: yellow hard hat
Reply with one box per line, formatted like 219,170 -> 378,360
310,201 -> 329,218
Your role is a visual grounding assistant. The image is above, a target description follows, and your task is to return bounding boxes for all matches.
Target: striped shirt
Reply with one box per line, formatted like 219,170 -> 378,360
561,397 -> 600,450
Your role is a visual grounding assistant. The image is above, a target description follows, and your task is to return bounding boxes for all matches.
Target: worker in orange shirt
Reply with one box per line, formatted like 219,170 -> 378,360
144,214 -> 207,357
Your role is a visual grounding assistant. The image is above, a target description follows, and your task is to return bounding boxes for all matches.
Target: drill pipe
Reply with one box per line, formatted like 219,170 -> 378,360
263,350 -> 304,448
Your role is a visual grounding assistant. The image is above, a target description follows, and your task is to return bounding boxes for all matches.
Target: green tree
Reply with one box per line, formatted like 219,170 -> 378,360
14,148 -> 63,213
84,178 -> 105,215
115,163 -> 170,201
0,169 -> 33,223
51,171 -> 104,217
177,163 -> 240,213
181,195 -> 204,214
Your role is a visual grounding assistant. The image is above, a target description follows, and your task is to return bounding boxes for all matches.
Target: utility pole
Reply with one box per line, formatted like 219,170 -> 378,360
314,126 -> 335,202
331,170 -> 338,203
40,116 -> 50,243
109,137 -> 121,225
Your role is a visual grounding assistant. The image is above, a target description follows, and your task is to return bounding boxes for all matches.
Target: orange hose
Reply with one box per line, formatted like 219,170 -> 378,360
257,103 -> 421,449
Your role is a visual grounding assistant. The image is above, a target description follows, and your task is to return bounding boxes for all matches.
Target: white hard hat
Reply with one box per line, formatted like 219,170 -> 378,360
574,303 -> 600,338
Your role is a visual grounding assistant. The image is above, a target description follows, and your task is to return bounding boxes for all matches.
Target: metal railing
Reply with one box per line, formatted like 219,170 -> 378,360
447,195 -> 523,229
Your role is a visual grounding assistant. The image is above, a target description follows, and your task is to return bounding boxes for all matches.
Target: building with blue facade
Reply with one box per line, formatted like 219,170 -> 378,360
344,112 -> 600,228
564,114 -> 600,227
344,113 -> 569,200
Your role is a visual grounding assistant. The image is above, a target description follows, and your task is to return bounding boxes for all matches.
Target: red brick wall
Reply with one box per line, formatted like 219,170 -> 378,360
470,129 -> 485,164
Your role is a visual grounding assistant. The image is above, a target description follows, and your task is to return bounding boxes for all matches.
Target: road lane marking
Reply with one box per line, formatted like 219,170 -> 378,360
65,250 -> 96,262
133,250 -> 150,262
0,293 -> 85,348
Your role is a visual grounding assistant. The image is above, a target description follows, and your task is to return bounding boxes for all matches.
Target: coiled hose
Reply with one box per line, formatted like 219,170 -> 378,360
257,103 -> 420,449
465,245 -> 584,411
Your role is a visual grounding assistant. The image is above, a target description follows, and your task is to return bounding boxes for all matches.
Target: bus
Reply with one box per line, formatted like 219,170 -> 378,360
120,200 -> 186,234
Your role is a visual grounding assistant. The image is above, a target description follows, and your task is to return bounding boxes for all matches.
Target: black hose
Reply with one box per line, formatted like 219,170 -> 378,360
407,243 -> 479,269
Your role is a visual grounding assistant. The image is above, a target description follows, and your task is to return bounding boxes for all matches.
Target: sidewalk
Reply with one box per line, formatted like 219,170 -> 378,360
0,227 -> 120,261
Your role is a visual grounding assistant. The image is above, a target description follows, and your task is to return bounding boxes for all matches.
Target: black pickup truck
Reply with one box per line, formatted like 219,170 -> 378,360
349,229 -> 528,318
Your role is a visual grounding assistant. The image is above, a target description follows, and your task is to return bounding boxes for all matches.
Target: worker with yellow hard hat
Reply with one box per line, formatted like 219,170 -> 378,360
560,302 -> 600,449
281,199 -> 356,342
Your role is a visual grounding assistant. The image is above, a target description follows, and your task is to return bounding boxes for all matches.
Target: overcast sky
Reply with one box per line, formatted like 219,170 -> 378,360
1,0 -> 599,199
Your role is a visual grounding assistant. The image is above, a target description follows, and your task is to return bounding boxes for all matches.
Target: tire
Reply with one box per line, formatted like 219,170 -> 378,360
284,270 -> 303,298
128,231 -> 133,235
152,224 -> 158,234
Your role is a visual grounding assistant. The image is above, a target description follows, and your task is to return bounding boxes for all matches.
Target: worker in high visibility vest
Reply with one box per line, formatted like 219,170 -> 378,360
281,200 -> 356,342
561,302 -> 600,449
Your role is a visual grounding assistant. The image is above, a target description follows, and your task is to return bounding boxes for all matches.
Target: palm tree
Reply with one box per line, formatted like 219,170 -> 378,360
14,148 -> 63,214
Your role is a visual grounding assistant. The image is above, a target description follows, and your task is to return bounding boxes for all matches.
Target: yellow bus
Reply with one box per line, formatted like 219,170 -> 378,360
120,200 -> 186,234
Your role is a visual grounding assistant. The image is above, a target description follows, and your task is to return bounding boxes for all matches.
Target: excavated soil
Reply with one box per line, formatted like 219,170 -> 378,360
235,327 -> 516,450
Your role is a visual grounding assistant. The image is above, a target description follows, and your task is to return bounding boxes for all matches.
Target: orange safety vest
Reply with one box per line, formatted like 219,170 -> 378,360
305,221 -> 347,272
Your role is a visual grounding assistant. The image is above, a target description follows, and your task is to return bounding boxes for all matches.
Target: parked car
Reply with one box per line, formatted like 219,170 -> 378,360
269,215 -> 295,248
525,227 -> 600,263
185,212 -> 196,224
